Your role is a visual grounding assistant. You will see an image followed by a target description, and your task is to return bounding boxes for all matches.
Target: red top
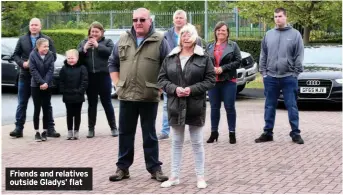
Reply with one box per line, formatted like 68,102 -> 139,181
214,42 -> 237,83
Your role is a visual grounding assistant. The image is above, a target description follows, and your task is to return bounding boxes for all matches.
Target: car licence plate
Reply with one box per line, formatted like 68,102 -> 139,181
300,87 -> 326,94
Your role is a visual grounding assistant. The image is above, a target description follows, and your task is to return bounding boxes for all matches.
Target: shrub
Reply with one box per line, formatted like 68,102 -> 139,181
42,29 -> 88,54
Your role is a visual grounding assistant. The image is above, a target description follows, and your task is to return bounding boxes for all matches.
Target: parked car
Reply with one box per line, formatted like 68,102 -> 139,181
278,45 -> 342,103
104,29 -> 258,98
1,37 -> 65,91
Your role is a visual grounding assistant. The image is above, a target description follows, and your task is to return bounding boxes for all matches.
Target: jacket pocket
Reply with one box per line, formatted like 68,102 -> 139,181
277,58 -> 290,74
116,79 -> 126,98
144,81 -> 159,100
193,62 -> 206,68
187,95 -> 206,117
118,45 -> 130,61
287,58 -> 295,71
167,96 -> 180,117
144,56 -> 159,62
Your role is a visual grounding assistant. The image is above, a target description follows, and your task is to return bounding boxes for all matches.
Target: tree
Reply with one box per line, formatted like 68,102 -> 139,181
2,1 -> 63,36
235,1 -> 342,44
283,1 -> 342,44
91,1 -> 145,11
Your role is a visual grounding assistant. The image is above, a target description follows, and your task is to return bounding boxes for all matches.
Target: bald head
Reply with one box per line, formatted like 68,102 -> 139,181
29,18 -> 42,36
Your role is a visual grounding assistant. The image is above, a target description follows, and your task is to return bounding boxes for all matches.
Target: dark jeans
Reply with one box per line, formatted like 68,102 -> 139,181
65,103 -> 83,131
31,87 -> 52,130
116,100 -> 162,173
208,81 -> 237,132
86,73 -> 116,130
263,75 -> 300,136
15,78 -> 55,132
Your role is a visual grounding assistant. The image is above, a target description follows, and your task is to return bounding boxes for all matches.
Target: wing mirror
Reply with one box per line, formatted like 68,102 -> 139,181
2,55 -> 14,62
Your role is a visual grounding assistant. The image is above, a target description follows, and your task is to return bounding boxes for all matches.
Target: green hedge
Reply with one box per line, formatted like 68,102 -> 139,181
39,29 -> 341,60
42,29 -> 88,54
232,38 -> 261,63
309,38 -> 342,44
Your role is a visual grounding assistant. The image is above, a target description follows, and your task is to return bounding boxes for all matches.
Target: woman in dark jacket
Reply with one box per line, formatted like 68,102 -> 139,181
158,24 -> 215,189
59,49 -> 88,140
29,38 -> 55,142
205,21 -> 242,144
77,21 -> 118,138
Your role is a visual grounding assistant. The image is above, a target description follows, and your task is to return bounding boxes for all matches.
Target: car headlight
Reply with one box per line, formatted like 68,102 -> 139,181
335,79 -> 343,84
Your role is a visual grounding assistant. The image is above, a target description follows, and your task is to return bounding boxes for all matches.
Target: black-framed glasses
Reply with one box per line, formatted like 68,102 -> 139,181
133,18 -> 147,23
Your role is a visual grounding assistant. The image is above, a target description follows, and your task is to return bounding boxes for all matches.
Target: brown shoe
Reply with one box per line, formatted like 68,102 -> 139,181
109,168 -> 130,182
151,170 -> 168,182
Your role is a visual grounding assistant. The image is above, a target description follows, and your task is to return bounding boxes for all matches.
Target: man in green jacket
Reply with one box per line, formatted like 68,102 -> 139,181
108,8 -> 171,182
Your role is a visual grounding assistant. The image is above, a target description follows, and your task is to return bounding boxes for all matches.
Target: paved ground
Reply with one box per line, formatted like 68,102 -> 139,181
1,97 -> 342,194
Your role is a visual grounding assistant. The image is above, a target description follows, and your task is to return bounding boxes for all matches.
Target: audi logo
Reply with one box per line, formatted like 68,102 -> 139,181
306,80 -> 321,86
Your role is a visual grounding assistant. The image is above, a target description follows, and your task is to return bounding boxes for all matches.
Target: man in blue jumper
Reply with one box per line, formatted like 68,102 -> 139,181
255,8 -> 304,144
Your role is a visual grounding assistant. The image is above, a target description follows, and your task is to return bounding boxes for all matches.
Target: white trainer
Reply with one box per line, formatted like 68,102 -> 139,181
161,179 -> 180,188
197,180 -> 207,189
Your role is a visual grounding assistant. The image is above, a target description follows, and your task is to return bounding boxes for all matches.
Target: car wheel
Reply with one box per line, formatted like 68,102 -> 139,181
237,83 -> 246,94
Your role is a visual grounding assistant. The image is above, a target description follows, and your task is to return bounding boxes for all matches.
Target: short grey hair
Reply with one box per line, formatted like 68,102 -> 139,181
133,8 -> 151,19
178,24 -> 198,46
173,10 -> 187,20
30,18 -> 41,25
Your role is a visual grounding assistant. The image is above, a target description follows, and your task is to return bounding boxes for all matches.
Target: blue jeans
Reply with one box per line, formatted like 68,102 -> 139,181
208,81 -> 237,132
263,75 -> 300,136
116,101 -> 163,173
87,73 -> 116,129
15,79 -> 55,132
161,92 -> 170,135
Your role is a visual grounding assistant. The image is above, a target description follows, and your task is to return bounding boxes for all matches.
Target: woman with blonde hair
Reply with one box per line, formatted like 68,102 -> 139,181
158,24 -> 215,189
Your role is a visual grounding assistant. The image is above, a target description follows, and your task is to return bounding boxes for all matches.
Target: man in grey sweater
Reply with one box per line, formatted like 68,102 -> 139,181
255,7 -> 304,144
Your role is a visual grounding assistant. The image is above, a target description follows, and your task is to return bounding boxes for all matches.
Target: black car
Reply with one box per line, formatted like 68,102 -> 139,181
1,37 -> 65,90
279,45 -> 342,103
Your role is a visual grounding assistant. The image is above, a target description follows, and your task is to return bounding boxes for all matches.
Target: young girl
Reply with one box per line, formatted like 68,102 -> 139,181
29,38 -> 55,142
59,49 -> 88,140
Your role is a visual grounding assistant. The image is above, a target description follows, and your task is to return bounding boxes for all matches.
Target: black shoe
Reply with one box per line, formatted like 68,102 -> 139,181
10,129 -> 23,138
229,132 -> 236,144
87,129 -> 95,138
255,132 -> 273,143
41,131 -> 47,141
111,128 -> 119,137
47,130 -> 60,138
151,170 -> 168,182
109,168 -> 130,182
291,134 -> 304,144
207,131 -> 219,143
35,132 -> 42,142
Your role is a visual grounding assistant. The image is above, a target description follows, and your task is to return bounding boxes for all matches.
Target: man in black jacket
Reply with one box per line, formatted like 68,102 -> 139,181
10,18 -> 61,138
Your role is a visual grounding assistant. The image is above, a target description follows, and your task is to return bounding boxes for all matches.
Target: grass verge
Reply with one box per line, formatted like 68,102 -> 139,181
246,73 -> 264,89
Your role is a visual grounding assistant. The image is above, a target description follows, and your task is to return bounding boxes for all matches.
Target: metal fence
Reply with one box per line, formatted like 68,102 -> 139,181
43,10 -> 267,41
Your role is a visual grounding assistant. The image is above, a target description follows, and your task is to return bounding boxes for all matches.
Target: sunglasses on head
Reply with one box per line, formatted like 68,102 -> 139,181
133,18 -> 147,23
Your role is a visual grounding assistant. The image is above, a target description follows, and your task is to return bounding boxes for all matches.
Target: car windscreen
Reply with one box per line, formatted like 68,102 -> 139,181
105,35 -> 121,44
304,47 -> 342,65
1,38 -> 19,55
